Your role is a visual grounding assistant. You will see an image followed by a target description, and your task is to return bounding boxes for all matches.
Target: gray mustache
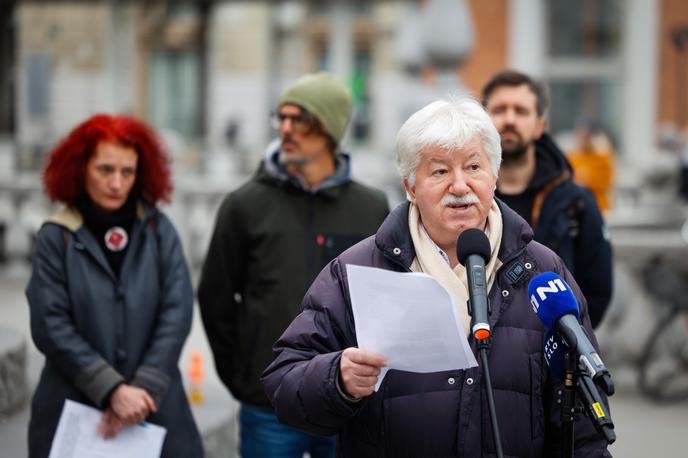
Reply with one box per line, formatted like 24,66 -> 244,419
442,194 -> 479,206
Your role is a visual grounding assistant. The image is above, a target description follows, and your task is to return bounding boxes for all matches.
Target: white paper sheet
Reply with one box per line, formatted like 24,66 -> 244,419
346,264 -> 478,390
48,399 -> 167,458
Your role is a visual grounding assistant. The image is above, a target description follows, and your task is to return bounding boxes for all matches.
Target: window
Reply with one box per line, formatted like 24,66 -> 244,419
548,0 -> 621,58
148,50 -> 201,138
545,0 -> 623,148
548,80 -> 621,147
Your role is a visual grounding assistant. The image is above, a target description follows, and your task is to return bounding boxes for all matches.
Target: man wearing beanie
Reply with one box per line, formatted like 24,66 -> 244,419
198,72 -> 389,457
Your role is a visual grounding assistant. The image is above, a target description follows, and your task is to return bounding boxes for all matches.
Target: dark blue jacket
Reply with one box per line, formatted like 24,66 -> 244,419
499,134 -> 613,328
262,201 -> 611,457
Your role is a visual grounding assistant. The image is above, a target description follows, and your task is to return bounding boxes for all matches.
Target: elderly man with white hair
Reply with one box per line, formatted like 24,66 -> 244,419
262,96 -> 612,457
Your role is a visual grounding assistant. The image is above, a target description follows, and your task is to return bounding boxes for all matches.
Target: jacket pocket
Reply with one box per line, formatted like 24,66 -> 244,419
381,370 -> 462,458
346,391 -> 383,448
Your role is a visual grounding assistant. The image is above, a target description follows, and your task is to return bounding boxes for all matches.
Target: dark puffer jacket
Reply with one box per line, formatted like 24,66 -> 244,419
262,201 -> 611,457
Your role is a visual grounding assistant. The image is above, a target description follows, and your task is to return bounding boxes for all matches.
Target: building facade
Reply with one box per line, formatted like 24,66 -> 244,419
5,0 -> 685,169
1,0 -> 687,266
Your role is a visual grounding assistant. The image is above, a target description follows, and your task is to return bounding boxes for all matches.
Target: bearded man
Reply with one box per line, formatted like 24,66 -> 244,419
482,70 -> 613,329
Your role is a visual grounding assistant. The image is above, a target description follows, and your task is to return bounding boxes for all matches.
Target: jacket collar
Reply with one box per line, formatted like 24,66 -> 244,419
496,198 -> 534,263
530,132 -> 574,190
46,201 -> 149,232
374,199 -> 534,271
45,201 -> 155,282
258,139 -> 352,197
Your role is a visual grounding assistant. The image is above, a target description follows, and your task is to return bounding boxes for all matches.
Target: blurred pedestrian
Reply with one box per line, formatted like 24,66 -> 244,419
567,120 -> 616,214
198,72 -> 389,458
26,114 -> 203,457
482,70 -> 613,328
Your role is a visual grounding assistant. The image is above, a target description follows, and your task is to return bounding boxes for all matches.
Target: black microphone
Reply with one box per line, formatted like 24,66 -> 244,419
457,228 -> 492,341
576,367 -> 617,444
528,272 -> 614,396
459,228 -> 504,458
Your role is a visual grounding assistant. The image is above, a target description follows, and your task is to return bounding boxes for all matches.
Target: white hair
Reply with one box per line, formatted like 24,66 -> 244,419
395,95 -> 502,185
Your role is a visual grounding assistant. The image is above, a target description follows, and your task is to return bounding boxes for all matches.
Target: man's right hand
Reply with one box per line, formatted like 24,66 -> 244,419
339,347 -> 388,399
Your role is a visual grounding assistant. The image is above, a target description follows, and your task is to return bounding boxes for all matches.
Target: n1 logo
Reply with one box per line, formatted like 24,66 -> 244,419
535,279 -> 567,301
529,278 -> 568,313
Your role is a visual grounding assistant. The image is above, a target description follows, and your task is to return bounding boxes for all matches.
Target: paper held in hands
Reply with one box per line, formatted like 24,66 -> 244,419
48,399 -> 167,458
346,264 -> 478,391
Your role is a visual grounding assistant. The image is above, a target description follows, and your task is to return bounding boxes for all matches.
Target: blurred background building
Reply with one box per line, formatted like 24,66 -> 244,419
1,0 -> 687,265
0,2 -> 669,155
1,1 -> 688,456
2,0 -> 685,164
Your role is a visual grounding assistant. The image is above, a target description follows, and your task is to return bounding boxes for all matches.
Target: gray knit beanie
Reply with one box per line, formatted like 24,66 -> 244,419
279,72 -> 352,145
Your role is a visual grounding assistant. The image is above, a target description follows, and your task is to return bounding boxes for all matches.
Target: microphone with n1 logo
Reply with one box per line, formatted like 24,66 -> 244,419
543,330 -> 616,444
528,272 -> 614,396
457,228 -> 492,341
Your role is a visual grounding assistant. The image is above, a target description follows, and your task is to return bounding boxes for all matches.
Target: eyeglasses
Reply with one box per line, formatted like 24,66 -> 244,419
270,111 -> 318,133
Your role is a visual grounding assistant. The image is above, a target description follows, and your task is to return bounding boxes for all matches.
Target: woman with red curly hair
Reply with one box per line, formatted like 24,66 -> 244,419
26,114 -> 202,457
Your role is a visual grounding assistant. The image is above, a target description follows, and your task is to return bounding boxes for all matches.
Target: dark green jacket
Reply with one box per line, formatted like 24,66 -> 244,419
26,203 -> 202,457
198,150 -> 389,406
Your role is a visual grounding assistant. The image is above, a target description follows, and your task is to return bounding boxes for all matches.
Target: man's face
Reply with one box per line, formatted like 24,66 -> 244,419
84,141 -> 138,212
277,104 -> 331,165
484,84 -> 546,160
403,137 -> 497,248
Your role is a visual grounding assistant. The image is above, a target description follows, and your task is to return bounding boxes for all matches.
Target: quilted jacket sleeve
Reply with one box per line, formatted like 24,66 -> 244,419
261,258 -> 362,435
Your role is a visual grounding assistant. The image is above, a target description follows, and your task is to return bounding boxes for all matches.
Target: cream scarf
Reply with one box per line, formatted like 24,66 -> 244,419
409,200 -> 503,334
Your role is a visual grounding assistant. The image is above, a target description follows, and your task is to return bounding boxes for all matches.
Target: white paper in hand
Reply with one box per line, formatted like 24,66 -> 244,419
48,399 -> 167,458
346,264 -> 478,390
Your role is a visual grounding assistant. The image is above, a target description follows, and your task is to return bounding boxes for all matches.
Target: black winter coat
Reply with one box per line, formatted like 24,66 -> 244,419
262,201 -> 611,457
199,151 -> 389,406
26,204 -> 202,457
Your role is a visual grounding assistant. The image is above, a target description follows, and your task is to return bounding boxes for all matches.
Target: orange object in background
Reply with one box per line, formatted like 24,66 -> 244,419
187,351 -> 205,404
567,125 -> 616,214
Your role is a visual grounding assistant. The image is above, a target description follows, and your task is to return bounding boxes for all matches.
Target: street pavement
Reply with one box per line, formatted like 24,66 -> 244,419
1,262 -> 686,457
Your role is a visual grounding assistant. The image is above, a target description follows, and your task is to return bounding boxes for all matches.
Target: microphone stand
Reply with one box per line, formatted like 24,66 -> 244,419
560,350 -> 616,458
561,350 -> 577,458
476,337 -> 504,458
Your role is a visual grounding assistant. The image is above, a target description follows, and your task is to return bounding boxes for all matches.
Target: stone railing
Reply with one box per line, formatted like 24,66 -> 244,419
0,328 -> 28,417
0,173 -> 250,273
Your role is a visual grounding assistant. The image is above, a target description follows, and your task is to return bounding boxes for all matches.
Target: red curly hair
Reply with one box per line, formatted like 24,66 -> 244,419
43,114 -> 173,205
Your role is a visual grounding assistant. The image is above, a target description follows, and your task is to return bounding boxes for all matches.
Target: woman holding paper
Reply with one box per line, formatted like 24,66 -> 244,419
26,114 -> 202,457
